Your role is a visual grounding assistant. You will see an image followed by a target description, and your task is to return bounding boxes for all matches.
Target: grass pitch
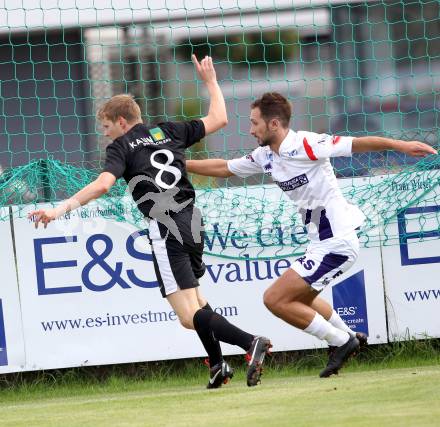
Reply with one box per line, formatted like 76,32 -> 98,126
1,364 -> 439,427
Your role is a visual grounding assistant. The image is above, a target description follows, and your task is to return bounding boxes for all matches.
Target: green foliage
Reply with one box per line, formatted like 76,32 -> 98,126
177,29 -> 299,66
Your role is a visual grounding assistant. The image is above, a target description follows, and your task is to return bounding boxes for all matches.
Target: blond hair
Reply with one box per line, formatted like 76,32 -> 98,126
97,94 -> 142,123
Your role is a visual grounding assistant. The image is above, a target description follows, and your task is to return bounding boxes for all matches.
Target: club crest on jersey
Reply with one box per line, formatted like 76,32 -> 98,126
266,152 -> 274,161
245,153 -> 255,162
276,173 -> 309,192
150,127 -> 166,142
263,162 -> 272,175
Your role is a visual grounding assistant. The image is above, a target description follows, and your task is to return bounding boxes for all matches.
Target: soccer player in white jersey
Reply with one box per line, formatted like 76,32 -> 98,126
186,92 -> 437,377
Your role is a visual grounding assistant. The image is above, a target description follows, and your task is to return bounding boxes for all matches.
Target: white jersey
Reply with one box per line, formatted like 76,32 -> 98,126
227,130 -> 365,242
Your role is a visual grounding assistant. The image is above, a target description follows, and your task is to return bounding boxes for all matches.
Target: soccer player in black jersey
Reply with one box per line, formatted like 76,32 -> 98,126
29,55 -> 271,389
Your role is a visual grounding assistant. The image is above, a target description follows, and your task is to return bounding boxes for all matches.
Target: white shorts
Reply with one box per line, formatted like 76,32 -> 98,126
292,231 -> 360,292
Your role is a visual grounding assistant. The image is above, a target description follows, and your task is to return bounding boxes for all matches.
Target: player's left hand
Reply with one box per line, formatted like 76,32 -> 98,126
28,208 -> 58,229
401,141 -> 438,157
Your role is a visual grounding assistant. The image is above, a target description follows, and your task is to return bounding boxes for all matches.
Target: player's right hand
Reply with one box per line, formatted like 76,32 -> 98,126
192,54 -> 217,84
28,208 -> 58,229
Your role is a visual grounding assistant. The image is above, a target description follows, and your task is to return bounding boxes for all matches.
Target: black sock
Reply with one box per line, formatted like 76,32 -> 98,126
193,309 -> 222,367
202,302 -> 222,365
203,303 -> 213,311
193,309 -> 254,352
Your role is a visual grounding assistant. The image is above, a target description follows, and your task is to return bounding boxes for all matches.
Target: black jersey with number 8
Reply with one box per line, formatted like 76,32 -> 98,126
103,120 -> 205,219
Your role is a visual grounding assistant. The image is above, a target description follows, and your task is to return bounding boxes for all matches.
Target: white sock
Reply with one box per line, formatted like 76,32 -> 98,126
329,310 -> 356,337
304,313 -> 350,347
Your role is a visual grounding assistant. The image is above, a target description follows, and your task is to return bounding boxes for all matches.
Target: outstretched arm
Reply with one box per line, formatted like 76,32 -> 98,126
186,159 -> 233,177
192,54 -> 228,135
352,136 -> 437,157
28,172 -> 116,228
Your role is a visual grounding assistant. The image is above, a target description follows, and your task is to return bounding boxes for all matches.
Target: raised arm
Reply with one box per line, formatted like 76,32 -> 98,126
192,54 -> 228,135
186,159 -> 233,178
28,172 -> 116,228
352,136 -> 437,157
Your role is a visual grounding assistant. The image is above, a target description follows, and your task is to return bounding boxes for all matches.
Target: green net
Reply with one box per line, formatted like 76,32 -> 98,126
1,1 -> 439,258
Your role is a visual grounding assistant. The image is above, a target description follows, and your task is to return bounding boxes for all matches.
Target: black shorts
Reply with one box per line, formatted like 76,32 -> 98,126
148,206 -> 206,298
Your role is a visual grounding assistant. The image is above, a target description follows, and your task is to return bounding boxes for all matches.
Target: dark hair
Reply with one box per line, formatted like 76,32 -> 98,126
251,92 -> 291,128
97,94 -> 141,123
